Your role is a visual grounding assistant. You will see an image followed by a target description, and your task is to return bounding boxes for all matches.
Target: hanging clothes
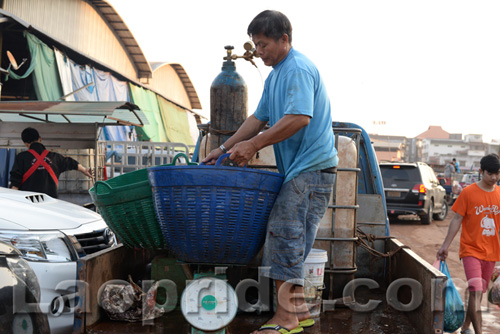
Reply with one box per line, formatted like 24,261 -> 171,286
129,83 -> 167,142
69,61 -> 98,101
54,48 -> 75,101
8,32 -> 63,101
157,95 -> 193,145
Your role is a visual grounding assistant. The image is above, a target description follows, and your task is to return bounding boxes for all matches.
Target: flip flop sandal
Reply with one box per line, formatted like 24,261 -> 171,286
257,324 -> 304,333
298,318 -> 315,328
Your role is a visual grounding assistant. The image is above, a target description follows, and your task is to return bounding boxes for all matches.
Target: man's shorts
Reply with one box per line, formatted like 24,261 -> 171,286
462,256 -> 496,292
260,170 -> 336,285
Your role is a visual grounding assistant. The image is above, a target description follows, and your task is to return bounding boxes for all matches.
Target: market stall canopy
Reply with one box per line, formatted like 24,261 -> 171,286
0,101 -> 146,125
0,101 -> 148,149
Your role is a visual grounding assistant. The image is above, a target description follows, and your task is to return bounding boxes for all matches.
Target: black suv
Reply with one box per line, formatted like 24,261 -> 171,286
379,162 -> 448,224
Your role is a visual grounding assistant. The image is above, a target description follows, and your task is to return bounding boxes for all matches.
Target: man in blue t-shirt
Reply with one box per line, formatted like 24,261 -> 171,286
203,10 -> 338,333
453,158 -> 461,173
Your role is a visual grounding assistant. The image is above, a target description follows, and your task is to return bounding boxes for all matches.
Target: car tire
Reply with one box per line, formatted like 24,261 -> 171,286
420,200 -> 433,225
433,201 -> 448,221
388,214 -> 397,223
445,194 -> 455,206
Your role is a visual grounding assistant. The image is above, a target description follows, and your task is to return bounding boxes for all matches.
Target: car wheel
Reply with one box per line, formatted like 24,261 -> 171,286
445,194 -> 455,206
433,201 -> 448,221
420,200 -> 433,225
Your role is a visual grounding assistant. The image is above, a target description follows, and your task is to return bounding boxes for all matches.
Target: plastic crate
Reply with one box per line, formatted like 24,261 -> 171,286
148,153 -> 284,264
89,168 -> 166,249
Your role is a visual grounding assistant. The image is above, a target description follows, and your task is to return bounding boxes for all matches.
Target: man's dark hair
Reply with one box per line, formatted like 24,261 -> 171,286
247,10 -> 292,43
21,127 -> 40,144
480,154 -> 500,173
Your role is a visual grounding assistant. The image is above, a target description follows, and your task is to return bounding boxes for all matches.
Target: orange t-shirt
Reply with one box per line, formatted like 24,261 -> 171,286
452,183 -> 500,261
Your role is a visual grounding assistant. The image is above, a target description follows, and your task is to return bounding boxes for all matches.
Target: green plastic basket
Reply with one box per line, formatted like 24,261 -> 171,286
89,168 -> 166,249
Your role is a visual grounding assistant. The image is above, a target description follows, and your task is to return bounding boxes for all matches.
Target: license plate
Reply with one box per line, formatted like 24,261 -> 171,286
387,191 -> 401,197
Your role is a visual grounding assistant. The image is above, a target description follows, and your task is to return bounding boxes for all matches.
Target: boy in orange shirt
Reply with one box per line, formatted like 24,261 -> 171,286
437,153 -> 500,334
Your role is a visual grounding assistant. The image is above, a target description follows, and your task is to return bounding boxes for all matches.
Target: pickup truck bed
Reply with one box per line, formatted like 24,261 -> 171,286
76,238 -> 446,334
86,299 -> 418,334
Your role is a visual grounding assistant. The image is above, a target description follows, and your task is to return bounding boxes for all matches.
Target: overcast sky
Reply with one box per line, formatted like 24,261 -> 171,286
108,0 -> 500,142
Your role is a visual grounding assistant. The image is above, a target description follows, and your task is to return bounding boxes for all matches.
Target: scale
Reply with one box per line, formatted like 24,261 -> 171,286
12,314 -> 34,334
181,276 -> 238,334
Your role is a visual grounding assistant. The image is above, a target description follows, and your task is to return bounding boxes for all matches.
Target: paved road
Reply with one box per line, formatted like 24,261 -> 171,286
389,212 -> 500,334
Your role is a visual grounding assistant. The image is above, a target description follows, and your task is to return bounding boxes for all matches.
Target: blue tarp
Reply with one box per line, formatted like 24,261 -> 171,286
0,149 -> 16,188
94,68 -> 118,101
93,68 -> 132,141
66,63 -> 132,141
70,60 -> 98,101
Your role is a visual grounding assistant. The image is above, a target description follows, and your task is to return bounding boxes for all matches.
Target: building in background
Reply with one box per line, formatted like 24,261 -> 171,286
369,134 -> 406,162
370,125 -> 500,173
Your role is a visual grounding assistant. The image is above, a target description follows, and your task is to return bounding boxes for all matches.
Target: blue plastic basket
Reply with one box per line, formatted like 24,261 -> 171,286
147,153 -> 284,264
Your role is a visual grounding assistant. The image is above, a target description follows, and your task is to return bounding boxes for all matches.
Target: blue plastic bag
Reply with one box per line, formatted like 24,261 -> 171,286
440,260 -> 465,333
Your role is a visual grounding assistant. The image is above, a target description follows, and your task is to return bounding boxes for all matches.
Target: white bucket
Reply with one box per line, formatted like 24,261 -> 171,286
304,248 -> 328,318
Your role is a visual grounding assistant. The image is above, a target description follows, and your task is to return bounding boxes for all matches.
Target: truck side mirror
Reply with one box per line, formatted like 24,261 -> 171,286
439,178 -> 445,186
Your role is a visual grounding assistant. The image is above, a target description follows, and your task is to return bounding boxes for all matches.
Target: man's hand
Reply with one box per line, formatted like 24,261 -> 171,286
201,115 -> 268,166
201,147 -> 225,165
436,212 -> 463,262
229,140 -> 259,167
85,168 -> 94,179
78,164 -> 94,179
436,247 -> 448,261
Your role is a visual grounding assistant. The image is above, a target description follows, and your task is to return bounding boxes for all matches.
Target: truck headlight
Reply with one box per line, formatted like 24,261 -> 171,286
0,231 -> 76,262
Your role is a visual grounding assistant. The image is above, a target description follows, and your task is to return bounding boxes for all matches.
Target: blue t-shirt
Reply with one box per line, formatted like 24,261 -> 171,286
253,48 -> 338,183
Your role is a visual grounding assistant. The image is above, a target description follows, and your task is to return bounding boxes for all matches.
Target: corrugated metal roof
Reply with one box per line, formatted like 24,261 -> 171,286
169,63 -> 202,110
91,0 -> 152,79
0,101 -> 148,127
0,4 -> 152,80
150,62 -> 202,110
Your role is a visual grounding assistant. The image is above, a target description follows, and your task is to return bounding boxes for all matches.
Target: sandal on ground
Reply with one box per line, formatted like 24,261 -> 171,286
257,324 -> 304,333
461,329 -> 473,334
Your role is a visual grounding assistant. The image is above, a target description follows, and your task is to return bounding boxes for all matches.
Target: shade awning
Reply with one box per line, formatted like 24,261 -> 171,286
0,101 -> 148,127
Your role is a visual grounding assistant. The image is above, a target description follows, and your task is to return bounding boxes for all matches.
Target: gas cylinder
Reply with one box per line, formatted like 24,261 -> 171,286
209,45 -> 248,151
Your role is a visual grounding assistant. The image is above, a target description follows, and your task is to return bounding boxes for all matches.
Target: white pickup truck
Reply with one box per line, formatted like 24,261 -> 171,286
0,187 -> 116,334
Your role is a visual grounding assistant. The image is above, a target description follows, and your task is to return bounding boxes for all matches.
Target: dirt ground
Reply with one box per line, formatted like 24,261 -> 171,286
389,213 -> 500,334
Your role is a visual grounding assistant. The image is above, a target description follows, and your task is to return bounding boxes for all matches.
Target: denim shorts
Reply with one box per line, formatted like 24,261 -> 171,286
260,170 -> 335,285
